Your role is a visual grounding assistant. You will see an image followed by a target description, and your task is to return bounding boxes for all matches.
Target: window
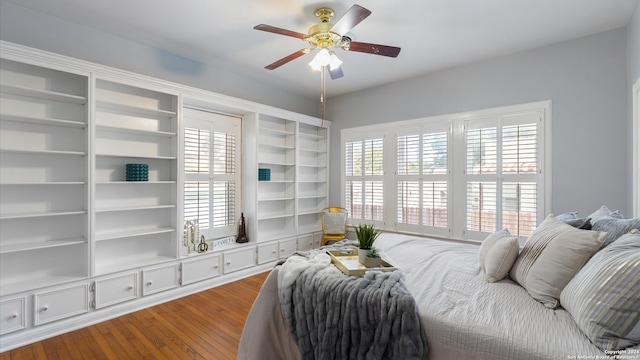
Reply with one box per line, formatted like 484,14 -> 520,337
341,102 -> 548,241
344,135 -> 384,224
464,115 -> 540,238
183,108 -> 241,239
396,123 -> 451,236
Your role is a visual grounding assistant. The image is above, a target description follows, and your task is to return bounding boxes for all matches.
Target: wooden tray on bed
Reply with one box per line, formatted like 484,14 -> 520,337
327,248 -> 397,276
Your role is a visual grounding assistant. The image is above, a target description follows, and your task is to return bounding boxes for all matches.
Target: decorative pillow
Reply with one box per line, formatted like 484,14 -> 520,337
484,236 -> 520,282
560,232 -> 640,351
555,212 -> 579,221
587,205 -> 624,224
509,215 -> 607,308
592,217 -> 640,246
478,228 -> 512,273
562,217 -> 592,230
323,212 -> 347,235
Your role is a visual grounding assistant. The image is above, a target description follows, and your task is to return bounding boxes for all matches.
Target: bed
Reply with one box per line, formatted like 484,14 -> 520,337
238,231 -> 638,360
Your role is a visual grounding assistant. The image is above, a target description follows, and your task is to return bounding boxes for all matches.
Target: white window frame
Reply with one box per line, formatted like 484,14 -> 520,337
182,107 -> 242,240
342,129 -> 387,228
634,77 -> 640,217
341,101 -> 551,242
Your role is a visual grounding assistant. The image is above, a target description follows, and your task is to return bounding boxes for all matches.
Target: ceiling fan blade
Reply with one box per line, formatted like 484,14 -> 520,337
254,24 -> 307,39
328,66 -> 344,80
347,41 -> 401,58
264,49 -> 310,70
330,5 -> 371,36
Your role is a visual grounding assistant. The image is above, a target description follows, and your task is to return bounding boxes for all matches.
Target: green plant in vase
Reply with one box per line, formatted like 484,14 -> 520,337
355,223 -> 381,264
364,247 -> 382,268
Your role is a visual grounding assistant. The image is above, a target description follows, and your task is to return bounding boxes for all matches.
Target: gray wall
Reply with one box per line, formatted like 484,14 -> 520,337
628,1 -> 640,212
0,1 -> 318,116
327,29 -> 630,217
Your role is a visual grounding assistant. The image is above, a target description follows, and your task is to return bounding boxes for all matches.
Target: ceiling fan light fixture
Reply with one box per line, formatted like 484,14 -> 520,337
329,52 -> 342,71
309,48 -> 331,71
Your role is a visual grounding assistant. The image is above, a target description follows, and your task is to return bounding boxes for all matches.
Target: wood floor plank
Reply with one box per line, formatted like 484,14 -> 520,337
0,271 -> 269,359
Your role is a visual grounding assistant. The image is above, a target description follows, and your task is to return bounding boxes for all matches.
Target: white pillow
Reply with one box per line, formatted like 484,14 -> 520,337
478,229 -> 511,273
510,215 -> 606,308
484,236 -> 520,282
588,205 -> 623,224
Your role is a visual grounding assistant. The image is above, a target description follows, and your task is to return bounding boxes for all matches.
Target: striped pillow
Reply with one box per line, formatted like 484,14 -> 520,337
592,217 -> 640,246
560,232 -> 640,351
510,215 -> 606,308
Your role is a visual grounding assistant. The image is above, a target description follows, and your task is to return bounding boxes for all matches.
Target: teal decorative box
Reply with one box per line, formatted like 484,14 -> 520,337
126,164 -> 149,181
258,168 -> 270,181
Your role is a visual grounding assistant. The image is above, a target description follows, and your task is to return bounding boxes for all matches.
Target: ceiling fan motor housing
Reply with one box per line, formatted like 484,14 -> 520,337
305,8 -> 342,49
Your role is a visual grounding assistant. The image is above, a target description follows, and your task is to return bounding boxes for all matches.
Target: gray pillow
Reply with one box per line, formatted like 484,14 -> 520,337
587,205 -> 624,224
592,217 -> 640,246
510,215 -> 606,308
560,232 -> 640,351
563,217 -> 592,230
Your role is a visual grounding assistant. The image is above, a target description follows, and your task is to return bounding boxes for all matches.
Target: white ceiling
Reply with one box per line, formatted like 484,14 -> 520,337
6,0 -> 638,97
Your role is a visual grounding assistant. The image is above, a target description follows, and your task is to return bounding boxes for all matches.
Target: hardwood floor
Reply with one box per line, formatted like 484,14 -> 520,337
0,271 -> 270,360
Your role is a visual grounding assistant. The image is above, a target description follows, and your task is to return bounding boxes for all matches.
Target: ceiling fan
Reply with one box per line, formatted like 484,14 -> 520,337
253,4 -> 401,80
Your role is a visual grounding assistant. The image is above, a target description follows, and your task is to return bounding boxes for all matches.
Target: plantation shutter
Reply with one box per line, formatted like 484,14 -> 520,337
344,137 -> 384,223
183,108 -> 241,239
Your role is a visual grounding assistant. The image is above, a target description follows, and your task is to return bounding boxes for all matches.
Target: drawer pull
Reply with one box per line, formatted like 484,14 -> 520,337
213,265 -> 219,269
281,249 -> 285,252
10,313 -> 18,319
272,250 -> 276,254
126,286 -> 134,290
42,306 -> 49,312
146,281 -> 153,286
226,262 -> 231,265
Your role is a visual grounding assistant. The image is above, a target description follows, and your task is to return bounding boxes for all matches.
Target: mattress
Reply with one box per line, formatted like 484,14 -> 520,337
374,233 -> 605,360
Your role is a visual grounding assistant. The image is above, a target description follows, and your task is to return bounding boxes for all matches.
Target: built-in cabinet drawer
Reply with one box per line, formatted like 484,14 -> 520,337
181,255 -> 221,285
313,233 -> 323,248
142,265 -> 179,296
0,297 -> 26,335
279,238 -> 298,259
257,243 -> 278,264
223,247 -> 256,274
34,284 -> 89,326
297,235 -> 314,252
94,273 -> 138,309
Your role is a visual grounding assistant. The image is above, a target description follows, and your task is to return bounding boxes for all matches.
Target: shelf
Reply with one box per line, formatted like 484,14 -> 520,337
258,213 -> 295,221
0,210 -> 87,220
95,227 -> 175,242
96,204 -> 176,213
299,132 -> 325,140
0,84 -> 87,104
0,113 -> 86,128
95,153 -> 176,160
96,124 -> 176,137
258,197 -> 295,202
0,148 -> 86,156
96,181 -> 176,185
298,164 -> 326,168
298,195 -> 325,200
259,127 -> 295,137
299,147 -> 325,153
0,238 -> 86,254
0,182 -> 86,186
259,142 -> 295,150
298,180 -> 327,184
298,210 -> 321,216
96,100 -> 177,117
258,161 -> 295,166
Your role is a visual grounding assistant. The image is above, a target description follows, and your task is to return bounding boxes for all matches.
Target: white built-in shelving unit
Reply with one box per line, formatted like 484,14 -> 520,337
0,41 -> 329,351
92,78 -> 179,275
0,59 -> 89,295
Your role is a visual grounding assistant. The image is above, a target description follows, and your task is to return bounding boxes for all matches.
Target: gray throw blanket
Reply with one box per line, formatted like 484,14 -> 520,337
277,243 -> 427,360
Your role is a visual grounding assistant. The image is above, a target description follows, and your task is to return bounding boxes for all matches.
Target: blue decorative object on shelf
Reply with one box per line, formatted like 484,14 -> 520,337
126,163 -> 149,181
258,168 -> 271,181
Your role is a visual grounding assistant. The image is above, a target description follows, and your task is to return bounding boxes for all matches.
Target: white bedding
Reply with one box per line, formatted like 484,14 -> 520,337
239,233 -> 607,360
374,233 -> 605,360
